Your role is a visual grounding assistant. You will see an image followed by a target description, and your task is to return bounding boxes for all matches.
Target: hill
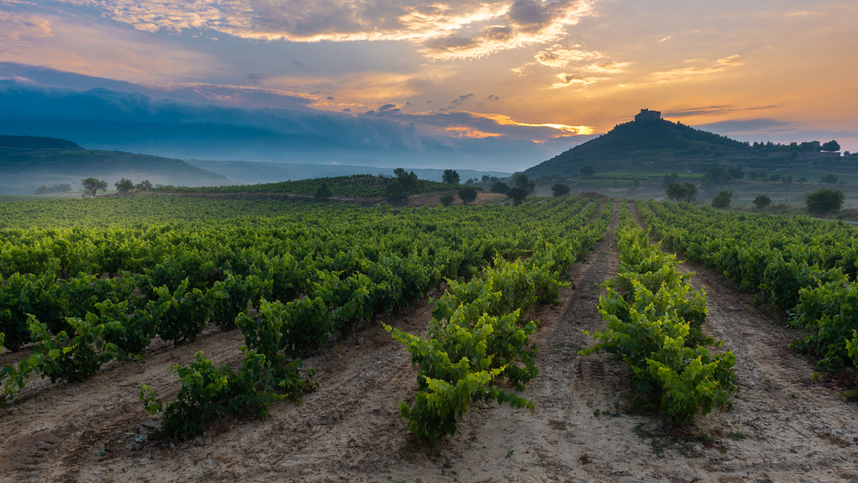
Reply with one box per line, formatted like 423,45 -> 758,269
523,114 -> 846,179
157,173 -> 463,198
0,135 -> 232,195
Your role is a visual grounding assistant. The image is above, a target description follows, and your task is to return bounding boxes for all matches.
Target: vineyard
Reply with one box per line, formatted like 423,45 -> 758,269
0,194 -> 856,482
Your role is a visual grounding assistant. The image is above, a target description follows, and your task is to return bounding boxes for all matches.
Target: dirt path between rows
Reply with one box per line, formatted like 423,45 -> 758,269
2,200 -> 857,482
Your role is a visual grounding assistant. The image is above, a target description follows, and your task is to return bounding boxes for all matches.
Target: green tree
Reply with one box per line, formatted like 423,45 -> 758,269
821,140 -> 841,152
506,187 -> 528,206
662,174 -> 679,187
579,165 -> 595,177
458,186 -> 478,205
440,193 -> 455,207
806,189 -> 845,215
752,194 -> 772,209
385,168 -> 421,203
666,182 -> 697,203
81,177 -> 108,197
314,182 -> 333,200
135,180 -> 153,191
820,174 -> 838,184
551,183 -> 570,197
490,181 -> 509,194
115,177 -> 134,194
711,190 -> 732,209
513,174 -> 535,194
442,169 -> 460,184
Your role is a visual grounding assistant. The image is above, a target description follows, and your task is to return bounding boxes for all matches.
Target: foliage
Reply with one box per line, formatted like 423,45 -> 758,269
583,205 -> 735,425
442,169 -> 460,184
513,174 -> 536,194
506,187 -> 528,206
35,184 -> 72,195
385,168 -> 422,203
819,174 -> 838,184
666,182 -> 697,203
711,190 -> 732,209
81,177 -> 108,197
115,178 -> 134,194
821,140 -> 841,152
805,188 -> 844,215
440,193 -> 455,207
490,181 -> 509,194
458,186 -> 478,205
140,351 -> 312,441
579,165 -> 595,177
752,195 -> 772,209
135,179 -> 153,191
551,183 -> 571,197
314,182 -> 333,200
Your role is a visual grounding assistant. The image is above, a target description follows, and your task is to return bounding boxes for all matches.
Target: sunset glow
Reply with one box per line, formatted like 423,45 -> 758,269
0,0 -> 856,168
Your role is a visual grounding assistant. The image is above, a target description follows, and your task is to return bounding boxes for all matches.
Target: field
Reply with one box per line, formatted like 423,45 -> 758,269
1,194 -> 857,482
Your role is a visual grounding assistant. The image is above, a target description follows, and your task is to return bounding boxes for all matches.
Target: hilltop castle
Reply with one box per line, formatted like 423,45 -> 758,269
634,108 -> 661,122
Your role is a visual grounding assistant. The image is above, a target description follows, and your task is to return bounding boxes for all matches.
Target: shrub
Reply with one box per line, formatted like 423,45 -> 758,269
551,183 -> 571,197
752,195 -> 772,209
805,189 -> 845,215
711,191 -> 732,209
440,193 -> 455,207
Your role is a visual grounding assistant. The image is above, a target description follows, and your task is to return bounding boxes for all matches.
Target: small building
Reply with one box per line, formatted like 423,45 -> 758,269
635,109 -> 661,122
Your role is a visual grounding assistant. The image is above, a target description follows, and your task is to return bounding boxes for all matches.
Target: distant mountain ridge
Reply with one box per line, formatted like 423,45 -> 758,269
0,135 -> 231,195
0,135 -> 82,150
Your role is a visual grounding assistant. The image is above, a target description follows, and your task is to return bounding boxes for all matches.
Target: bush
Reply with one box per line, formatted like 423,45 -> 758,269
115,178 -> 134,194
711,191 -> 732,209
314,182 -> 332,200
752,195 -> 772,209
506,187 -> 528,206
458,186 -> 478,205
805,189 -> 845,215
551,183 -> 571,197
490,181 -> 509,194
440,193 -> 455,206
820,174 -> 838,184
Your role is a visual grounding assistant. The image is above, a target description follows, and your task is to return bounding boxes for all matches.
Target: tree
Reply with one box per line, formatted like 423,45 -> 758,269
135,179 -> 153,191
481,175 -> 490,183
662,174 -> 679,187
458,186 -> 478,205
491,182 -> 509,194
821,140 -> 841,152
579,165 -> 595,177
682,182 -> 698,203
81,177 -> 108,197
551,183 -> 570,197
513,174 -> 535,194
115,177 -> 134,194
752,195 -> 771,209
440,193 -> 455,207
711,190 -> 732,209
782,174 -> 792,184
506,187 -> 528,206
666,182 -> 697,203
314,182 -> 332,200
385,168 -> 421,203
442,169 -> 460,184
805,188 -> 845,215
820,174 -> 838,184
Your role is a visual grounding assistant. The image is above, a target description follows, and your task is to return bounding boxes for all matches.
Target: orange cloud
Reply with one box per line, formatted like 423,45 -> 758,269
445,126 -> 502,138
473,112 -> 594,135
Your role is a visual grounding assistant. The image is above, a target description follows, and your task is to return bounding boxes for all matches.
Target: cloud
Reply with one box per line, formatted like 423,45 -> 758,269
583,61 -> 629,74
550,73 -> 606,89
652,55 -> 743,82
54,0 -> 596,61
664,105 -> 778,118
534,45 -> 602,68
0,10 -> 53,40
448,93 -> 473,109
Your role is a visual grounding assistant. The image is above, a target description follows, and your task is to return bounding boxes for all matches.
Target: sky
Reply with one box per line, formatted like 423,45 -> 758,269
0,0 -> 856,170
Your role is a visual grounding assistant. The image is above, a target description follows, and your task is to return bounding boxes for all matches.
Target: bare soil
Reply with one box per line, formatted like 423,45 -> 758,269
1,201 -> 857,482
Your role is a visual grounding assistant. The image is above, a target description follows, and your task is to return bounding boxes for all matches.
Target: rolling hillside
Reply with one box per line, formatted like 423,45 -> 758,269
0,135 -> 231,195
523,116 -> 846,178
